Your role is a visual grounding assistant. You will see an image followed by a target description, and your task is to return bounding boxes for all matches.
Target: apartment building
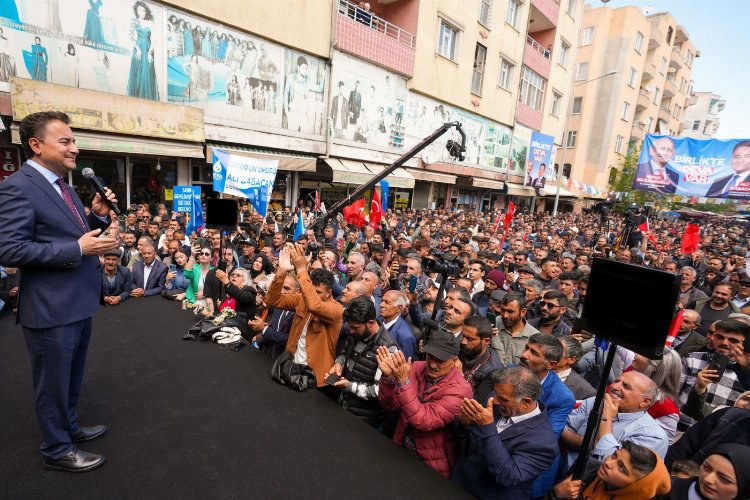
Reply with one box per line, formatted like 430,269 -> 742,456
681,92 -> 726,139
566,5 -> 698,197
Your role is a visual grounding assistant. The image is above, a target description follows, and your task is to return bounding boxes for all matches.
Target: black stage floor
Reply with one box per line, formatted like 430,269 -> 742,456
0,299 -> 468,499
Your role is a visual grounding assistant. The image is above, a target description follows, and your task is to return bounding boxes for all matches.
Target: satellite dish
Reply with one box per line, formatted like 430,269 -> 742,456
643,5 -> 653,14
421,153 -> 434,165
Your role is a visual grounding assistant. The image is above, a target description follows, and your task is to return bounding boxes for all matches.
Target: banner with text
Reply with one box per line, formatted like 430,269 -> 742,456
212,150 -> 278,215
523,131 -> 556,189
634,135 -> 750,200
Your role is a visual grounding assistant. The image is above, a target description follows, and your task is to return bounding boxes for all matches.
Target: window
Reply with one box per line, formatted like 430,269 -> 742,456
685,50 -> 694,67
645,116 -> 653,132
437,19 -> 459,60
471,43 -> 487,95
551,92 -> 562,117
635,32 -> 644,53
506,0 -> 521,29
666,26 -> 673,44
498,58 -> 514,90
659,57 -> 667,74
562,163 -> 572,177
566,131 -> 577,148
653,88 -> 660,104
575,62 -> 588,81
572,96 -> 583,114
692,120 -> 700,131
520,66 -> 545,111
479,0 -> 492,26
580,27 -> 594,46
621,101 -> 631,120
627,67 -> 637,88
558,40 -> 570,67
615,135 -> 624,153
566,0 -> 576,19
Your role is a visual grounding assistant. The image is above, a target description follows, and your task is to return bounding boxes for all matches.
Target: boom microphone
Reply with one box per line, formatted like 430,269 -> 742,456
81,168 -> 121,215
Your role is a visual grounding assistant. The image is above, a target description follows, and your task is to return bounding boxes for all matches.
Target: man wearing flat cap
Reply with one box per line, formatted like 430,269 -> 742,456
377,329 -> 472,478
102,248 -> 134,306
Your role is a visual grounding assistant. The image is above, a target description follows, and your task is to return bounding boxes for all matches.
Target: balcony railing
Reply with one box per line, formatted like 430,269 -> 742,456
526,35 -> 552,59
338,0 -> 415,48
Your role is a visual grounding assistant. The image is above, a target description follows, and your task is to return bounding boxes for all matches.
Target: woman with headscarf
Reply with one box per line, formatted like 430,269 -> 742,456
669,443 -> 750,500
551,440 -> 671,499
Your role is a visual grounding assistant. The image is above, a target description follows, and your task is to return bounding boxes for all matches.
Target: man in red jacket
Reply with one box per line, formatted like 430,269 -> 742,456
377,330 -> 472,477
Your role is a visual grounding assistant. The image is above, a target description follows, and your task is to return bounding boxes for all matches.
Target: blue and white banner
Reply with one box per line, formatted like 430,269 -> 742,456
212,149 -> 279,215
173,185 -> 202,236
634,135 -> 750,200
523,131 -> 556,189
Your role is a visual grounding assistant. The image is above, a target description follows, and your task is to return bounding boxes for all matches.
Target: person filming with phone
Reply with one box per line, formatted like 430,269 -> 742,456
678,319 -> 750,421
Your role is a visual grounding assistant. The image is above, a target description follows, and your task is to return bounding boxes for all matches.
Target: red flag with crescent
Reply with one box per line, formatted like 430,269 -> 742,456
343,198 -> 366,227
369,188 -> 382,228
681,223 -> 701,255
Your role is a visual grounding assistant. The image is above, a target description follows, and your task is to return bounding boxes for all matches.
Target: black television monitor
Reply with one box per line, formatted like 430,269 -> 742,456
205,198 -> 238,228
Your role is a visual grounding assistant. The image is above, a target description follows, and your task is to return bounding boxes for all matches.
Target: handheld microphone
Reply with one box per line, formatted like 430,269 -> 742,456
82,168 -> 121,215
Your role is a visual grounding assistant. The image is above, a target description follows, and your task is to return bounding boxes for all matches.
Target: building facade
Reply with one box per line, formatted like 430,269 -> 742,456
680,92 -> 726,139
0,0 -> 590,215
565,5 -> 699,197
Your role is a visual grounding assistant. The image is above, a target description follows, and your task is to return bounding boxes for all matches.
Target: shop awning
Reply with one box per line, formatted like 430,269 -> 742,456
506,183 -> 536,196
323,158 -> 375,185
540,185 -> 578,198
471,177 -> 507,190
405,168 -> 457,184
11,124 -> 204,158
362,163 -> 416,189
206,143 -> 316,171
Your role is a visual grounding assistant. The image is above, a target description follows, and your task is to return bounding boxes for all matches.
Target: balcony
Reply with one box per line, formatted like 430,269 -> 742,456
642,62 -> 656,81
636,89 -> 651,110
631,121 -> 647,141
664,77 -> 677,97
669,47 -> 683,70
516,100 -> 543,131
649,26 -> 663,50
523,35 -> 552,79
335,0 -> 416,76
658,107 -> 671,122
529,0 -> 560,31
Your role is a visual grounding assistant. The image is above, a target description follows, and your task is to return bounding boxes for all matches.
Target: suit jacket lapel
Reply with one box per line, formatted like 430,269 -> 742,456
22,163 -> 86,233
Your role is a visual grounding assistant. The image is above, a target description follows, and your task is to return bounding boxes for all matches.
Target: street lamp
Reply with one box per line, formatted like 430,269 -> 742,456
552,69 -> 618,216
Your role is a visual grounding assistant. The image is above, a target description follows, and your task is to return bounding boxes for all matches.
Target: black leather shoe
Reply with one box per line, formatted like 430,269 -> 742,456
43,449 -> 105,472
71,425 -> 107,443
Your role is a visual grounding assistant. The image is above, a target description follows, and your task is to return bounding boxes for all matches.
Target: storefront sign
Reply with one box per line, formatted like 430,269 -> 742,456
212,149 -> 278,215
524,131 -> 556,189
11,78 -> 205,142
0,146 -> 20,182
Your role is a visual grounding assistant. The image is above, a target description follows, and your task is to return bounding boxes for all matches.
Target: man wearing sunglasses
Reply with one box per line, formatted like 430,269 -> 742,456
527,290 -> 572,338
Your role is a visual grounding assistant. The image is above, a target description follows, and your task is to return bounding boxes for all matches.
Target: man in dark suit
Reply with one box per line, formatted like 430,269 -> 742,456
706,141 -> 750,198
672,309 -> 707,357
348,80 -> 362,125
330,81 -> 348,139
635,136 -> 680,194
0,111 -> 119,472
131,242 -> 167,297
451,365 -> 559,500
248,275 -> 299,359
102,249 -> 134,305
556,335 -> 596,401
379,290 -> 417,359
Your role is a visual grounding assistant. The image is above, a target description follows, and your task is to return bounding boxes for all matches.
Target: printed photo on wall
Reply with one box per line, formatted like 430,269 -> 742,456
281,49 -> 326,135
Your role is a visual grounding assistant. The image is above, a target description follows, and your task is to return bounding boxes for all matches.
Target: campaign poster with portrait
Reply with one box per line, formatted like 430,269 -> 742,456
634,134 -> 750,200
165,9 -> 283,129
0,0 -> 164,99
330,51 -> 407,149
523,131 -> 556,189
281,48 -> 327,137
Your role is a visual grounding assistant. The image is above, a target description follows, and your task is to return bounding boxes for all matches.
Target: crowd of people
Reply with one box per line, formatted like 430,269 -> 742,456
3,199 -> 750,499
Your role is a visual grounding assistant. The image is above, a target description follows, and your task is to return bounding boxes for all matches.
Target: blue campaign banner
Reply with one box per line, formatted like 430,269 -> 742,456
634,135 -> 750,199
212,149 -> 278,215
524,131 -> 556,189
173,186 -> 197,213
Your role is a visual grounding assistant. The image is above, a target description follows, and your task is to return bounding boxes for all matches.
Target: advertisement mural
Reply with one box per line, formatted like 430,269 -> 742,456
510,123 -> 532,176
281,48 -> 327,136
330,51 -> 406,148
635,135 -> 750,200
0,0 -> 164,99
165,9 -> 283,129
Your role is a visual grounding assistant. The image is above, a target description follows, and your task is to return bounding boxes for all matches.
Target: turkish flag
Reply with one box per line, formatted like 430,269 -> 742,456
665,309 -> 685,347
369,188 -> 382,228
638,218 -> 659,250
343,197 -> 366,227
681,223 -> 701,255
503,202 -> 516,231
